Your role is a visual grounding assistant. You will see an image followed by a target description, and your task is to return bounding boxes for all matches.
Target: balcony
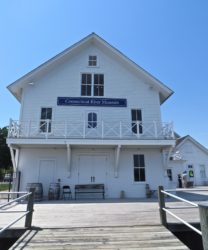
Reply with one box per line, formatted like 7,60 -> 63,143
8,119 -> 174,141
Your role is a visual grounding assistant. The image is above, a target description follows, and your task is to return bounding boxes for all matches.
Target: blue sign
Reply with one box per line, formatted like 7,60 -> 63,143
57,97 -> 127,107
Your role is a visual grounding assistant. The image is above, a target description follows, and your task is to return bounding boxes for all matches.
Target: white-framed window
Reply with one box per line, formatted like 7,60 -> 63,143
88,55 -> 97,66
131,109 -> 143,134
133,154 -> 145,182
94,74 -> 104,96
40,107 -> 52,133
81,73 -> 104,97
88,112 -> 97,128
81,74 -> 92,96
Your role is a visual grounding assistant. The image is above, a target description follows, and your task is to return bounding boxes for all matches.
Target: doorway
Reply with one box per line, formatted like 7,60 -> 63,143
38,159 -> 56,197
78,154 -> 108,185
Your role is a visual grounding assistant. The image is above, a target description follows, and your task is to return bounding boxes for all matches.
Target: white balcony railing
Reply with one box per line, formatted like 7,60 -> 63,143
8,119 -> 174,140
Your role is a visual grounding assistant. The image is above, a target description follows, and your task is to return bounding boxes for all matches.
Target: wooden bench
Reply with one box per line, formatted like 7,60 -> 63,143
75,184 -> 105,200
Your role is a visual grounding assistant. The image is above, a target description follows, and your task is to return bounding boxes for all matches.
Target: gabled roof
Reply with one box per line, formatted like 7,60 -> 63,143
176,135 -> 208,155
7,32 -> 173,103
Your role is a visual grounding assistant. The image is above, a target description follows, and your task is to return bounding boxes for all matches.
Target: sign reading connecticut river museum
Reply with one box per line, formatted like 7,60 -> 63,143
57,97 -> 127,107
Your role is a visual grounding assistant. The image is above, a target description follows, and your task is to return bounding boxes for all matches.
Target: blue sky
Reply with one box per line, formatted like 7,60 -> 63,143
1,0 -> 208,146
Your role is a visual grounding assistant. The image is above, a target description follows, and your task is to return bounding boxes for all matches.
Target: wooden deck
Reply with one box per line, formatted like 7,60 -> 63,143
10,225 -> 188,250
1,198 -> 194,249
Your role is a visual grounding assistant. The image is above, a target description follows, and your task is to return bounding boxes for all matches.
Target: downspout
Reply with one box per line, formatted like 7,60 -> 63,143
9,145 -> 17,172
15,148 -> 20,170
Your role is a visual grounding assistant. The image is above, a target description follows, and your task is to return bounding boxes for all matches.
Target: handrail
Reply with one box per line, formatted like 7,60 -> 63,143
0,188 -> 35,235
0,192 -> 32,209
163,208 -> 202,235
0,191 -> 28,194
158,186 -> 208,249
161,190 -> 198,207
0,211 -> 29,235
165,188 -> 208,192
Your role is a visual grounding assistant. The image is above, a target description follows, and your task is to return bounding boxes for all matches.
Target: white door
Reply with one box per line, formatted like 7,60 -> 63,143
38,160 -> 56,197
199,164 -> 207,185
78,155 -> 107,184
78,155 -> 92,184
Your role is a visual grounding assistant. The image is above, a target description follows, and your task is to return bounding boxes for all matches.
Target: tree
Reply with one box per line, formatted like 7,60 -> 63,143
0,127 -> 12,170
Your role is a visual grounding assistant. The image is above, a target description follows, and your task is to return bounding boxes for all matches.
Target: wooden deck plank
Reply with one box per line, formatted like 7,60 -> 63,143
10,226 -> 188,250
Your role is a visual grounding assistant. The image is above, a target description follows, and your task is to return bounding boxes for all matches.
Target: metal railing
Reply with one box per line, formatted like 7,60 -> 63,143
158,186 -> 208,249
0,188 -> 35,235
8,119 -> 174,140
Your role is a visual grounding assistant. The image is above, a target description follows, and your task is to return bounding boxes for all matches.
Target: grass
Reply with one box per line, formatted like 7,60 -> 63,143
0,183 -> 10,191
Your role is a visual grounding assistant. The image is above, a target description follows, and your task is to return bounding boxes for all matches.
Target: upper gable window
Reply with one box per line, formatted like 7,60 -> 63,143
81,74 -> 92,96
88,55 -> 97,66
81,73 -> 104,97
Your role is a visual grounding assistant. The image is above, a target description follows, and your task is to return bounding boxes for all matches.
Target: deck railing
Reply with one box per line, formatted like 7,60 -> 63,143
158,186 -> 208,249
0,189 -> 35,235
8,119 -> 174,140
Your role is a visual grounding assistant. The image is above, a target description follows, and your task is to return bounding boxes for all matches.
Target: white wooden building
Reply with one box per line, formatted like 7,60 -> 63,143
169,135 -> 208,188
7,33 -> 176,198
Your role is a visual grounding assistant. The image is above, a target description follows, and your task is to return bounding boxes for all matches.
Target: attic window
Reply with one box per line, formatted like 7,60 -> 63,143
88,55 -> 97,66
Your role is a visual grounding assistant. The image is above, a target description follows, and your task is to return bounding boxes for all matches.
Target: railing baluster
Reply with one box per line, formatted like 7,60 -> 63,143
83,120 -> 86,138
27,120 -> 31,137
46,120 -> 49,139
153,121 -> 158,138
119,122 -> 122,138
101,121 -> 104,138
64,120 -> 67,138
171,121 -> 174,138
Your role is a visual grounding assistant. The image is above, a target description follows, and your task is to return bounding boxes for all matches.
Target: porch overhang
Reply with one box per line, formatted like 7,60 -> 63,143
7,138 -> 175,148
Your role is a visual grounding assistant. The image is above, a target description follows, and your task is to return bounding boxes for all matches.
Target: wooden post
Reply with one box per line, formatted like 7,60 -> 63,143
158,186 -> 167,227
198,203 -> 208,250
25,188 -> 35,228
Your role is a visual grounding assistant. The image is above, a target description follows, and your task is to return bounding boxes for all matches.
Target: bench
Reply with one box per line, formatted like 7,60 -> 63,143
75,184 -> 105,199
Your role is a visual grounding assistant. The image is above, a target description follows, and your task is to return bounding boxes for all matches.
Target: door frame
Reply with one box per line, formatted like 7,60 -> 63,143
38,158 -> 57,197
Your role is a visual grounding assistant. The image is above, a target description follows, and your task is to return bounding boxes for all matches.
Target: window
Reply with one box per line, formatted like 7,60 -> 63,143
133,154 -> 145,182
81,74 -> 92,96
88,112 -> 97,128
131,109 -> 142,134
81,73 -> 104,96
40,108 -> 52,133
94,74 -> 104,96
88,55 -> 97,66
167,169 -> 172,181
